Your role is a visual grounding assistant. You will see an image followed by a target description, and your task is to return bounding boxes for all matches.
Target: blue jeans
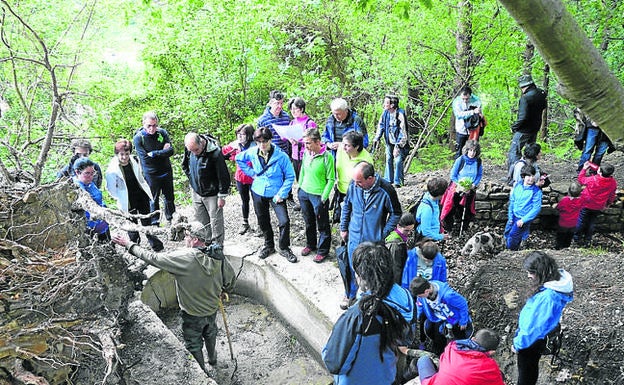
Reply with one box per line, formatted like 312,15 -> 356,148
298,189 -> 331,256
383,143 -> 406,186
252,191 -> 290,250
507,132 -> 537,177
574,208 -> 599,245
417,356 -> 438,382
144,172 -> 176,223
577,128 -> 609,171
505,216 -> 533,250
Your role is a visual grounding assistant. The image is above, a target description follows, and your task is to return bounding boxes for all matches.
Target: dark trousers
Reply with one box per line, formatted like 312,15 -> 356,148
555,226 -> 575,249
455,133 -> 469,159
127,206 -> 164,251
252,191 -> 290,250
298,189 -> 331,256
507,131 -> 537,177
236,181 -> 252,222
424,320 -> 472,356
574,208 -> 599,245
517,339 -> 546,385
181,310 -> 218,371
144,172 -> 176,223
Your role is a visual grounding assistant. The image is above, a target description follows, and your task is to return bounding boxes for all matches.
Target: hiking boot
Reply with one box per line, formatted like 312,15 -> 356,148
258,246 -> 275,259
313,254 -> 327,263
301,246 -> 316,256
279,248 -> 298,263
238,223 -> 250,235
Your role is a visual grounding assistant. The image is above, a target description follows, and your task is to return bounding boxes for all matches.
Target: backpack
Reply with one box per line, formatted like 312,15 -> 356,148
542,323 -> 563,364
407,193 -> 432,244
506,159 -> 527,186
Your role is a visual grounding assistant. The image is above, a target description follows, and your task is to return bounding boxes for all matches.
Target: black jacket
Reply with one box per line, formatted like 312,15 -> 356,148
182,135 -> 231,197
511,86 -> 547,134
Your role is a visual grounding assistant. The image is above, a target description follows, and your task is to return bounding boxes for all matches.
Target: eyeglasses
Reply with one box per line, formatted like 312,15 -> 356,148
80,171 -> 95,176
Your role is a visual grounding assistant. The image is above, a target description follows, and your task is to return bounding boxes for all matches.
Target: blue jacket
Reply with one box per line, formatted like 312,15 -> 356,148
450,155 -> 483,186
133,128 -> 174,176
322,284 -> 413,385
416,193 -> 443,241
257,106 -> 291,153
401,248 -> 447,289
416,281 -> 472,327
235,144 -> 295,200
374,108 -> 408,147
514,269 -> 573,350
508,182 -> 542,223
340,174 -> 402,257
74,178 -> 109,234
322,110 -> 369,157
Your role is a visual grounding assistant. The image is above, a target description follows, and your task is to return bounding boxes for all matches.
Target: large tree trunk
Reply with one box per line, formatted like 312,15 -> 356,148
498,0 -> 624,149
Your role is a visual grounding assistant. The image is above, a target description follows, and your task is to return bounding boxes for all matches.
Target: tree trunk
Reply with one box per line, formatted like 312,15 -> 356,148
498,0 -> 624,149
449,0 -> 475,150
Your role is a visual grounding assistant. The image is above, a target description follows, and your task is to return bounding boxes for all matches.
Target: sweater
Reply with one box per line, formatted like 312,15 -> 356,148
556,196 -> 583,228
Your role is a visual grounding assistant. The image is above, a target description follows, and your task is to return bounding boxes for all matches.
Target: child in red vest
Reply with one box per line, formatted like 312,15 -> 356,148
574,162 -> 617,246
555,182 -> 583,249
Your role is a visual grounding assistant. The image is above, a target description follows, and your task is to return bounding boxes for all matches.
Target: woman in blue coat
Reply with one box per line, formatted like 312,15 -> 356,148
323,243 -> 413,385
512,251 -> 573,385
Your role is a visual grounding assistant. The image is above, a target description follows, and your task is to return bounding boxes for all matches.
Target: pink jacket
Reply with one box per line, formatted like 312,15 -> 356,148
289,116 -> 317,160
222,141 -> 254,185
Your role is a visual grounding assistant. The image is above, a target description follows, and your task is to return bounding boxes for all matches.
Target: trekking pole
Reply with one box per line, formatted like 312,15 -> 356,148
459,203 -> 467,237
218,295 -> 235,361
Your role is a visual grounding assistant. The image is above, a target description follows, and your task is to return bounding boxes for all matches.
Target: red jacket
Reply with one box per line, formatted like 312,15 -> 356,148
557,196 -> 583,228
423,340 -> 505,385
578,170 -> 617,211
222,141 -> 254,185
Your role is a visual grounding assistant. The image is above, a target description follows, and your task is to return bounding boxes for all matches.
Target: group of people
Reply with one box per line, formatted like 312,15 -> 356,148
59,78 -> 616,382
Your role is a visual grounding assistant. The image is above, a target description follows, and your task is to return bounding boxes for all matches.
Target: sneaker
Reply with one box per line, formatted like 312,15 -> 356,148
339,297 -> 350,310
301,246 -> 316,256
258,246 -> 275,259
279,248 -> 298,263
238,223 -> 250,235
313,254 -> 327,263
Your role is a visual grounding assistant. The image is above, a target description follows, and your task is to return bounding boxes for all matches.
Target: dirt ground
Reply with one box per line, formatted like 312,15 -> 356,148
157,149 -> 623,385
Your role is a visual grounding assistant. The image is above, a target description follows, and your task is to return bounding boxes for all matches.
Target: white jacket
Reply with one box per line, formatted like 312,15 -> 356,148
105,156 -> 153,212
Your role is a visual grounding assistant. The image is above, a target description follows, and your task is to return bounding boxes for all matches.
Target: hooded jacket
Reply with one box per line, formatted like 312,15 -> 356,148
401,248 -> 448,289
577,169 -> 617,211
127,244 -> 237,317
322,284 -> 413,385
513,269 -> 574,350
417,281 -> 472,328
182,134 -> 231,198
298,146 -> 335,201
415,193 -> 443,241
422,339 -> 505,385
508,182 -> 542,223
322,110 -> 369,156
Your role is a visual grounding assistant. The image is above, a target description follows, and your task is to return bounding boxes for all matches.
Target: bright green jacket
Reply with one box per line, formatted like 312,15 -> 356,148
335,148 -> 374,194
299,148 -> 335,202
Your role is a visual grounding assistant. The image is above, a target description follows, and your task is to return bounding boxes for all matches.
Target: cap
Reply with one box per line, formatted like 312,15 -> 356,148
518,74 -> 534,88
186,221 -> 210,243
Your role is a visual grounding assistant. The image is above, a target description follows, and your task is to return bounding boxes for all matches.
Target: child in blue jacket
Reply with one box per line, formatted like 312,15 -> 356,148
409,277 -> 472,355
505,164 -> 542,250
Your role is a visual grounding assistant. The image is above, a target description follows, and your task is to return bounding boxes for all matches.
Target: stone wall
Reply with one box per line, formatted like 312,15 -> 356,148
473,182 -> 624,232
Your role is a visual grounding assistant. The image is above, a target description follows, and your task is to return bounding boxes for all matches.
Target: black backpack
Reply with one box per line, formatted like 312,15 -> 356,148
542,323 -> 563,364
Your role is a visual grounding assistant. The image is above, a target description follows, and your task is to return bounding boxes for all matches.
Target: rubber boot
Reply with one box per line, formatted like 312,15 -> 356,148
205,334 -> 217,366
189,349 -> 208,373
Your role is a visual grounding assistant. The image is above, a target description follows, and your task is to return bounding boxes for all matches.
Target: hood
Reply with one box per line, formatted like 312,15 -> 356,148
454,338 -> 488,353
543,268 -> 574,294
383,284 -> 414,323
201,134 -> 220,154
192,245 -> 224,275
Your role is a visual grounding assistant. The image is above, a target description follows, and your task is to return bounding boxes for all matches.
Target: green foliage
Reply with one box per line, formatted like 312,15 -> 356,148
409,143 -> 454,173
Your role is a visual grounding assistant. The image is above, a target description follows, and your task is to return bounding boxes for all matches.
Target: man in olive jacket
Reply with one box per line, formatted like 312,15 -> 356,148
112,222 -> 236,374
